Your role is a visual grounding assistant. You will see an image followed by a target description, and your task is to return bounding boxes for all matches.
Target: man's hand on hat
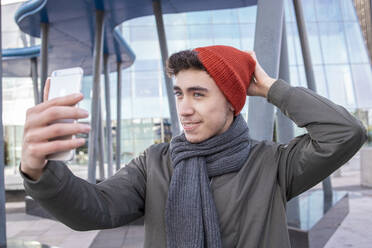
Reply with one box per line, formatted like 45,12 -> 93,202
245,51 -> 276,99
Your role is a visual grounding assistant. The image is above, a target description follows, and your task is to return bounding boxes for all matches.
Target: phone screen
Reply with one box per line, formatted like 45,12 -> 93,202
49,69 -> 83,100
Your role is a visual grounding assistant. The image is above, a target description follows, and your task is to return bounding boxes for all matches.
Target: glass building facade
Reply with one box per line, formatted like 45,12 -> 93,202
2,0 -> 372,177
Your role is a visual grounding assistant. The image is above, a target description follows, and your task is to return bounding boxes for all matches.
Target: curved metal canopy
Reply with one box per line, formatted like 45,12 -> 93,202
2,46 -> 40,77
14,0 -> 140,75
14,0 -> 257,75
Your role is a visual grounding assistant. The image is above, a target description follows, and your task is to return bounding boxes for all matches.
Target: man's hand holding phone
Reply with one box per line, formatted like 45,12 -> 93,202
20,78 -> 90,181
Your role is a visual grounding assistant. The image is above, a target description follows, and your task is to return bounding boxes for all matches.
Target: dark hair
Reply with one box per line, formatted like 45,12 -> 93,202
166,49 -> 206,77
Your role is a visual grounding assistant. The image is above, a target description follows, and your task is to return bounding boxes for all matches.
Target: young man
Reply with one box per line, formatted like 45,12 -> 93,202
20,45 -> 367,248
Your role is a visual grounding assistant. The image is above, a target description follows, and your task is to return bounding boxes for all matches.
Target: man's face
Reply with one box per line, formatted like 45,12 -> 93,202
173,69 -> 234,143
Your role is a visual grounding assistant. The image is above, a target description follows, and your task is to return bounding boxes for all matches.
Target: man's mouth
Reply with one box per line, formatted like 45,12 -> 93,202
182,122 -> 201,131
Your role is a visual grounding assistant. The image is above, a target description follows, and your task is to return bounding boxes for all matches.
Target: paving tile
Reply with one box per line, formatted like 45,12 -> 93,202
6,213 -> 40,222
6,220 -> 36,238
59,230 -> 99,248
325,195 -> 372,248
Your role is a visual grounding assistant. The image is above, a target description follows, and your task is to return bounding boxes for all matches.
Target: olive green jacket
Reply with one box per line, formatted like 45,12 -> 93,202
21,79 -> 367,247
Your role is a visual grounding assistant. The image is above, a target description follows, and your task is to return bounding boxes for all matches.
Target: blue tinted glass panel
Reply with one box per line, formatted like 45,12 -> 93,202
213,24 -> 240,47
133,59 -> 159,72
3,32 -> 20,49
315,0 -> 342,22
166,25 -> 188,40
351,65 -> 372,108
287,23 -> 304,66
80,76 -> 92,116
213,39 -> 240,48
189,39 -> 213,48
297,65 -> 307,88
212,9 -> 238,24
344,23 -> 369,63
239,24 -> 255,50
307,23 -> 323,65
187,25 -> 214,47
213,24 -> 240,38
286,23 -> 298,66
318,23 -> 348,64
159,82 -> 171,117
122,98 -> 133,120
325,65 -> 355,108
166,25 -> 189,52
109,73 -> 118,96
185,11 -> 212,24
130,26 -> 157,41
302,0 -> 317,22
135,71 -> 160,97
81,75 -> 92,97
289,65 -> 299,86
340,0 -> 357,21
284,0 -> 295,23
133,98 -> 164,118
313,65 -> 329,98
120,25 -> 130,40
122,70 -> 132,98
187,25 -> 213,39
131,41 -> 160,60
164,13 -> 187,25
237,6 -> 257,23
284,0 -> 316,22
168,40 -> 189,54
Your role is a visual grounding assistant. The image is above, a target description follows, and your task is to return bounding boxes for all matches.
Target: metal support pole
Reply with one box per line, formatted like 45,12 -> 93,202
152,0 -> 180,137
40,22 -> 49,102
116,62 -> 122,171
97,102 -> 105,181
31,57 -> 40,105
94,136 -> 102,181
276,19 -> 300,228
276,19 -> 293,144
0,2 -> 7,247
248,0 -> 284,141
322,174 -> 333,199
293,0 -> 332,197
88,10 -> 105,183
103,54 -> 113,177
293,0 -> 317,92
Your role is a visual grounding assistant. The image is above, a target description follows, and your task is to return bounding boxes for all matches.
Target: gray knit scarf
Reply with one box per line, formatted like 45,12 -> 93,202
166,114 -> 252,248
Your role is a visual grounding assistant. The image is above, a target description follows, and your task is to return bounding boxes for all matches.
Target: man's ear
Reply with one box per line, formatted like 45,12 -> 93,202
228,103 -> 235,112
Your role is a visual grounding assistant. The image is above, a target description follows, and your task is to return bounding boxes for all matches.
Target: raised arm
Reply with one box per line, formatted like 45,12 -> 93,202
268,80 -> 367,200
245,50 -> 367,201
21,152 -> 146,230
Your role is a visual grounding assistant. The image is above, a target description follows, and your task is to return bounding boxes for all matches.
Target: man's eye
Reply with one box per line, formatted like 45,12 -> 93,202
194,93 -> 204,97
173,91 -> 181,96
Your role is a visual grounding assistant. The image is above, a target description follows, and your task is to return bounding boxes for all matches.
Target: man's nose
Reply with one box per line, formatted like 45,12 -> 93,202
177,98 -> 195,116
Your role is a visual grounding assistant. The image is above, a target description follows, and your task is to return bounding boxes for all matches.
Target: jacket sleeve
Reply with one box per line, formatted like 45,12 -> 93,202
20,149 -> 147,231
268,79 -> 368,201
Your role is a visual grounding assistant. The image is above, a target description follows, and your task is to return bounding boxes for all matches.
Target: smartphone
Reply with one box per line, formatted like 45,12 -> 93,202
46,67 -> 84,161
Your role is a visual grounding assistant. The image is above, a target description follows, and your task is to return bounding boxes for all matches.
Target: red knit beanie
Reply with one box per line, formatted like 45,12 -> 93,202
193,45 -> 256,116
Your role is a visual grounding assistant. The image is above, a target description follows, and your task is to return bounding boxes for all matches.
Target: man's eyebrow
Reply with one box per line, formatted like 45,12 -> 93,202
173,85 -> 209,92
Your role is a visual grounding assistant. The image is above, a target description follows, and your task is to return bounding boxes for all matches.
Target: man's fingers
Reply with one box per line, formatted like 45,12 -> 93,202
28,138 -> 86,158
27,106 -> 89,128
40,106 -> 89,126
31,93 -> 84,115
43,78 -> 51,102
245,50 -> 257,60
25,123 -> 91,143
250,76 -> 257,85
